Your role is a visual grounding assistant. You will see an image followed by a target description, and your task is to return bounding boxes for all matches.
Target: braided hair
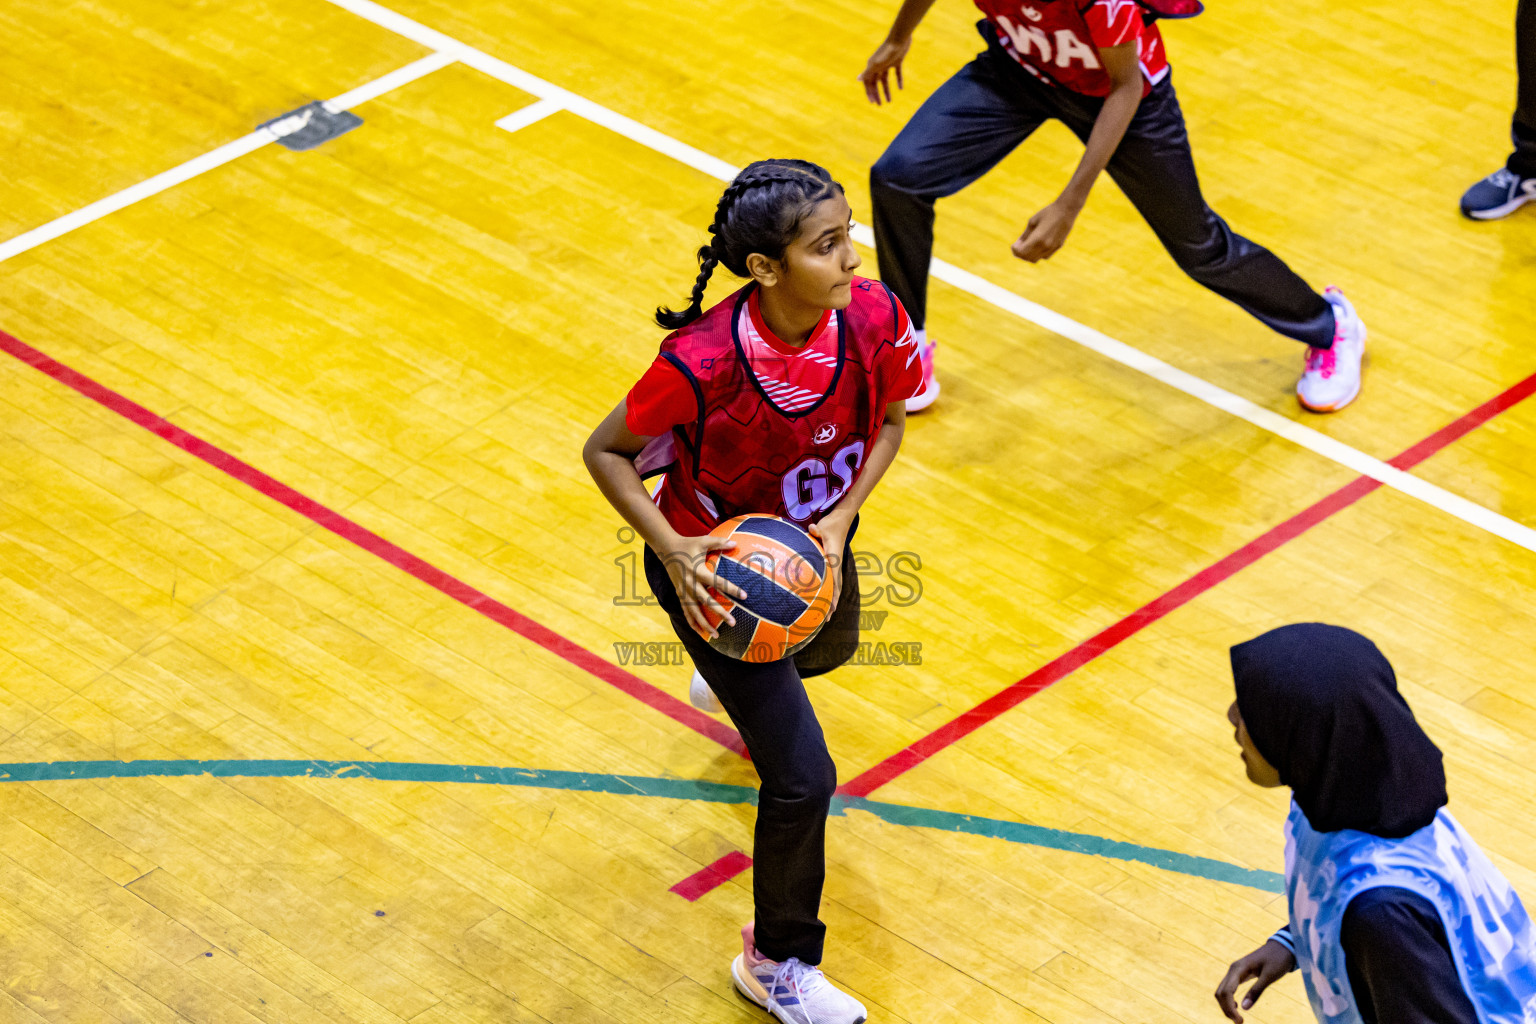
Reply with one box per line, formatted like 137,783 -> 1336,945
656,159 -> 844,330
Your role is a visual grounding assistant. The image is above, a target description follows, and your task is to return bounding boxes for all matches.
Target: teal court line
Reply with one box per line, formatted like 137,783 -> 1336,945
0,759 -> 1284,893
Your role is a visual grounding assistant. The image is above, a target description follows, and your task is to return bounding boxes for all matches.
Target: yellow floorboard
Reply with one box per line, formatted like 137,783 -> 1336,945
0,0 -> 426,240
1,0 -> 1534,1021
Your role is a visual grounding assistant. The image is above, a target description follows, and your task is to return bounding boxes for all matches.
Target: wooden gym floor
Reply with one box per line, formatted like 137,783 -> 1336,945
1,0 -> 1534,1020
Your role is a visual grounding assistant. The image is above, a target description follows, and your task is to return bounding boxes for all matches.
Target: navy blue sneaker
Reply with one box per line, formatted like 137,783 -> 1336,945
1461,168 -> 1536,220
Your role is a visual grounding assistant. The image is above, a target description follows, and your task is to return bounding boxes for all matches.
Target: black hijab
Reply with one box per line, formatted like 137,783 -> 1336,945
1231,623 -> 1446,838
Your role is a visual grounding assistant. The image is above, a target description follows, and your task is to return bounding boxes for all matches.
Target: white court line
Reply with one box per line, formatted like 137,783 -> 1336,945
916,251 -> 1536,551
495,97 -> 563,134
326,49 -> 456,110
316,0 -> 1536,555
318,0 -> 741,180
0,51 -> 455,266
1,6 -> 1532,554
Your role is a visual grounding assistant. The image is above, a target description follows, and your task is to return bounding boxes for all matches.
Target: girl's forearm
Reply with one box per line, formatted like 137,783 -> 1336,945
584,449 -> 680,552
1059,81 -> 1142,210
887,0 -> 940,42
834,416 -> 905,517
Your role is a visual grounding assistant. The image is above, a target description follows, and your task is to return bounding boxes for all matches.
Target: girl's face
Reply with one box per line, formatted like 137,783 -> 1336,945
1227,701 -> 1282,788
750,193 -> 862,310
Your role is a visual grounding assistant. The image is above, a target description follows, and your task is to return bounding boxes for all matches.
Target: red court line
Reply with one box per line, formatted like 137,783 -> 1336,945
669,850 -> 753,901
12,317 -> 1534,901
1385,372 -> 1536,470
680,477 -> 1379,891
839,369 -> 1536,799
667,369 -> 1536,897
0,329 -> 749,759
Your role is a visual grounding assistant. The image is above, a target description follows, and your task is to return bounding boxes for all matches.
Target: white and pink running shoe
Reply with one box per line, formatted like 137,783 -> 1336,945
904,335 -> 939,413
689,669 -> 723,714
731,922 -> 867,1024
1296,287 -> 1366,413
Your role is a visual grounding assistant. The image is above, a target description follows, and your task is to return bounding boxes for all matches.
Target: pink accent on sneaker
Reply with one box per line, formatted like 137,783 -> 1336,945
905,340 -> 940,412
732,921 -> 775,1009
1304,345 -> 1336,379
1297,286 -> 1365,413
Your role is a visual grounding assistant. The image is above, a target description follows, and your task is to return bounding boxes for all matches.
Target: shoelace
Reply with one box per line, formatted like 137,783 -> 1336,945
1304,346 -> 1336,379
1489,168 -> 1519,188
771,958 -> 832,1003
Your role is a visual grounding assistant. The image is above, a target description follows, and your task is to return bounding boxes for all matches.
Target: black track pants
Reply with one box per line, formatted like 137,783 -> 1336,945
1511,0 -> 1536,177
643,539 -> 861,966
870,27 -> 1334,347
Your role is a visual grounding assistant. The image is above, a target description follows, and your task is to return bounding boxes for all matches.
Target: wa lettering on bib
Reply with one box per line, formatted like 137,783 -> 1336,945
973,0 -> 1170,96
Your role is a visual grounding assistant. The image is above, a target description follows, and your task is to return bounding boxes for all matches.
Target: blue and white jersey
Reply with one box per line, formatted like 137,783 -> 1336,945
1284,801 -> 1536,1024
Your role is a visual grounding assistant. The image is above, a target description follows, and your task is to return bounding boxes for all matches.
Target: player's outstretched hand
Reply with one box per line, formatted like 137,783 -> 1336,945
1214,940 -> 1294,1023
1012,200 -> 1079,262
660,534 -> 747,640
859,35 -> 911,105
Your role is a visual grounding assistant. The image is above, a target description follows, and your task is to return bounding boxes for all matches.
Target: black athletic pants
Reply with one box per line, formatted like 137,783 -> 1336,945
644,536 -> 861,966
870,24 -> 1335,348
1511,0 -> 1536,177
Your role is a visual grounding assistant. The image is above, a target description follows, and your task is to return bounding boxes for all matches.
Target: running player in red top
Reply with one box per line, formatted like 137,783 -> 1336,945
584,159 -> 921,1024
859,0 -> 1368,414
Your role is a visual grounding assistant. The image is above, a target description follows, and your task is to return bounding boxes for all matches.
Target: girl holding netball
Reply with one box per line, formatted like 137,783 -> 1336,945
584,159 -> 923,1024
1216,624 -> 1536,1023
859,0 -> 1367,414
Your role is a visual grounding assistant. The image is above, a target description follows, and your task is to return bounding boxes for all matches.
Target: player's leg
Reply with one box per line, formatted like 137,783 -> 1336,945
1087,79 -> 1365,412
1090,80 -> 1334,345
642,547 -> 866,1023
1516,0 -> 1536,179
1462,0 -> 1536,218
871,39 -> 1048,411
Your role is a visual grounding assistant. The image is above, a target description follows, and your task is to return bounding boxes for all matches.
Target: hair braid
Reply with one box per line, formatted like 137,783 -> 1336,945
654,178 -> 752,329
654,243 -> 721,330
654,159 -> 844,331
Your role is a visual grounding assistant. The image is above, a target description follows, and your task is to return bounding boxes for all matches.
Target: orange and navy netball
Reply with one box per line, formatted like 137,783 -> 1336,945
694,514 -> 835,662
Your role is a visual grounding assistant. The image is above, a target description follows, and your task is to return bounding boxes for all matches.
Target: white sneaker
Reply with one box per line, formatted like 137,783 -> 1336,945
731,951 -> 868,1024
689,670 -> 723,714
1296,286 -> 1366,413
903,338 -> 938,413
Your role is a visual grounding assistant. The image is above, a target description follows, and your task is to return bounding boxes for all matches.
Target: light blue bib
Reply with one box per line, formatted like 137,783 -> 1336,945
1285,801 -> 1536,1024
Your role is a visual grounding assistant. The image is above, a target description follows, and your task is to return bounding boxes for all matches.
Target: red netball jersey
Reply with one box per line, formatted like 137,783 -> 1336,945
973,0 -> 1170,97
625,279 -> 921,536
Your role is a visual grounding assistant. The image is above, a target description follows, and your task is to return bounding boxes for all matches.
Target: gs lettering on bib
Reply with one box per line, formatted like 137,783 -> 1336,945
781,441 -> 867,522
633,279 -> 919,536
973,0 -> 1171,97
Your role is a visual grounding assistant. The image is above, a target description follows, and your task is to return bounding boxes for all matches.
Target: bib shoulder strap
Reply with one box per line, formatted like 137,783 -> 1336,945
1137,0 -> 1204,22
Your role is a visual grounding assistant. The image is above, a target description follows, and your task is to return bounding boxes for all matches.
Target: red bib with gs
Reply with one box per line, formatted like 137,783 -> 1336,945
635,278 -> 917,536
